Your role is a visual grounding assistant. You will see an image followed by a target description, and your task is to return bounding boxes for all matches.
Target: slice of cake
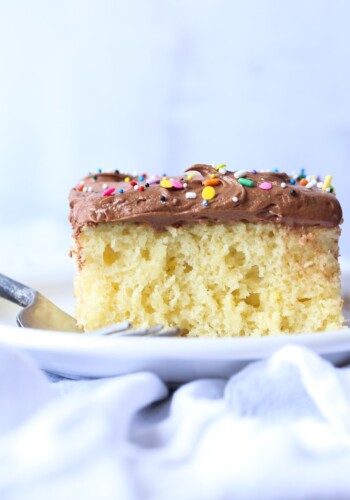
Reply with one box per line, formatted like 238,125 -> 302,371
69,165 -> 344,337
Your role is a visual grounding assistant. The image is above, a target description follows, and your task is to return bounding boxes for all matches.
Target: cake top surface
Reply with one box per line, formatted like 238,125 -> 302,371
69,164 -> 343,233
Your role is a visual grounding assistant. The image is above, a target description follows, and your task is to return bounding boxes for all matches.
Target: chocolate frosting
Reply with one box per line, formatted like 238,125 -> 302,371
69,164 -> 343,234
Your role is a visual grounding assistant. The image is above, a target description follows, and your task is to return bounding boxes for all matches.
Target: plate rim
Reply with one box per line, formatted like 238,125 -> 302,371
1,325 -> 350,361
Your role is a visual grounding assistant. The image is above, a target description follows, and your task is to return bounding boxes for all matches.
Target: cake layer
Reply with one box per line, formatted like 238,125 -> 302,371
72,222 -> 344,336
69,165 -> 343,234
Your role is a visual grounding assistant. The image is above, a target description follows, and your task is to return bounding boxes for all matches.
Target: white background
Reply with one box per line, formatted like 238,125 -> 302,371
0,0 -> 349,277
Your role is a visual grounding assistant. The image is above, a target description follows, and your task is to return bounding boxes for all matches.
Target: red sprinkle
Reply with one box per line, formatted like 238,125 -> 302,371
130,181 -> 137,187
139,185 -> 145,191
102,187 -> 116,196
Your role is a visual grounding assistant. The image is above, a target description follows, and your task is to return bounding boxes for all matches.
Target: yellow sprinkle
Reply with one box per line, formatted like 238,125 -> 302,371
160,178 -> 173,189
210,173 -> 216,179
124,177 -> 130,182
322,175 -> 332,191
187,174 -> 193,180
202,186 -> 216,200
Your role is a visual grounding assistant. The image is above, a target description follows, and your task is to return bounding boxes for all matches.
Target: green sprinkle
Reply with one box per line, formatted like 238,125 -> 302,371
238,178 -> 254,187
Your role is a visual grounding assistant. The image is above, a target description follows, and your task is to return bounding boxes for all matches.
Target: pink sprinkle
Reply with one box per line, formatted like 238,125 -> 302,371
102,187 -> 116,196
145,177 -> 161,185
259,182 -> 272,191
171,180 -> 183,189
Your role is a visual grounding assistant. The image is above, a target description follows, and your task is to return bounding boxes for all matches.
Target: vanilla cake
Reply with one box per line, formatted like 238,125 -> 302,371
69,164 -> 344,336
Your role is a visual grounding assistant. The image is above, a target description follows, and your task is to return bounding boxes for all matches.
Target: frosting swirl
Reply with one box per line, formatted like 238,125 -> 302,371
69,164 -> 343,233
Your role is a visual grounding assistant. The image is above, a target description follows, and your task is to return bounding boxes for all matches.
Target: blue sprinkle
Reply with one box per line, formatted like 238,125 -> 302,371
118,189 -> 124,194
301,168 -> 305,174
139,175 -> 145,181
162,173 -> 167,177
273,168 -> 279,172
98,168 -> 102,173
290,179 -> 296,185
251,169 -> 257,174
202,200 -> 209,207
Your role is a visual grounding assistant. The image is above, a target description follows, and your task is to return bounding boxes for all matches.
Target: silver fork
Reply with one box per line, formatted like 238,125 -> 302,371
0,273 -> 180,337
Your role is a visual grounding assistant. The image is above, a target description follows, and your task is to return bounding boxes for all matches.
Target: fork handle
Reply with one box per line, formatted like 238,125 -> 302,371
0,273 -> 36,308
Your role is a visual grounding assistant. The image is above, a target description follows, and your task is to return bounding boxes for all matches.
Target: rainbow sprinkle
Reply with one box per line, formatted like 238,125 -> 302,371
238,178 -> 254,187
322,175 -> 333,192
234,170 -> 248,179
102,187 -> 115,196
259,182 -> 272,191
160,178 -> 173,189
171,180 -> 183,189
202,186 -> 216,201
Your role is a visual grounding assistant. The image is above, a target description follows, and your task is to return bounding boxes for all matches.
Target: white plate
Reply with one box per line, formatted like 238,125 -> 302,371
0,271 -> 349,383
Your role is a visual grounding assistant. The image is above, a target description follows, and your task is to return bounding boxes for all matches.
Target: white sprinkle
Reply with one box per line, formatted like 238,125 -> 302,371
102,183 -> 108,189
88,186 -> 93,193
326,187 -> 331,192
186,192 -> 197,199
306,179 -> 317,189
281,182 -> 287,189
232,196 -> 239,203
317,182 -> 323,189
83,186 -> 88,192
183,183 -> 188,188
234,170 -> 248,179
218,168 -> 227,174
134,185 -> 139,190
212,162 -> 216,168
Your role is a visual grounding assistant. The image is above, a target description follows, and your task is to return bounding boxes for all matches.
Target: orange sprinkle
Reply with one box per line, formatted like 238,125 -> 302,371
203,178 -> 220,187
300,179 -> 308,186
77,184 -> 84,191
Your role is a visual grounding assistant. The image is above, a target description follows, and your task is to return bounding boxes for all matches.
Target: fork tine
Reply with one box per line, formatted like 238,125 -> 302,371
144,324 -> 164,334
151,327 -> 180,337
86,321 -> 131,336
87,323 -> 181,338
115,324 -> 165,337
116,325 -> 181,337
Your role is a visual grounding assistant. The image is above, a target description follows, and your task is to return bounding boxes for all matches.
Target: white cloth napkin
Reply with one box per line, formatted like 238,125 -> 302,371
1,344 -> 350,500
